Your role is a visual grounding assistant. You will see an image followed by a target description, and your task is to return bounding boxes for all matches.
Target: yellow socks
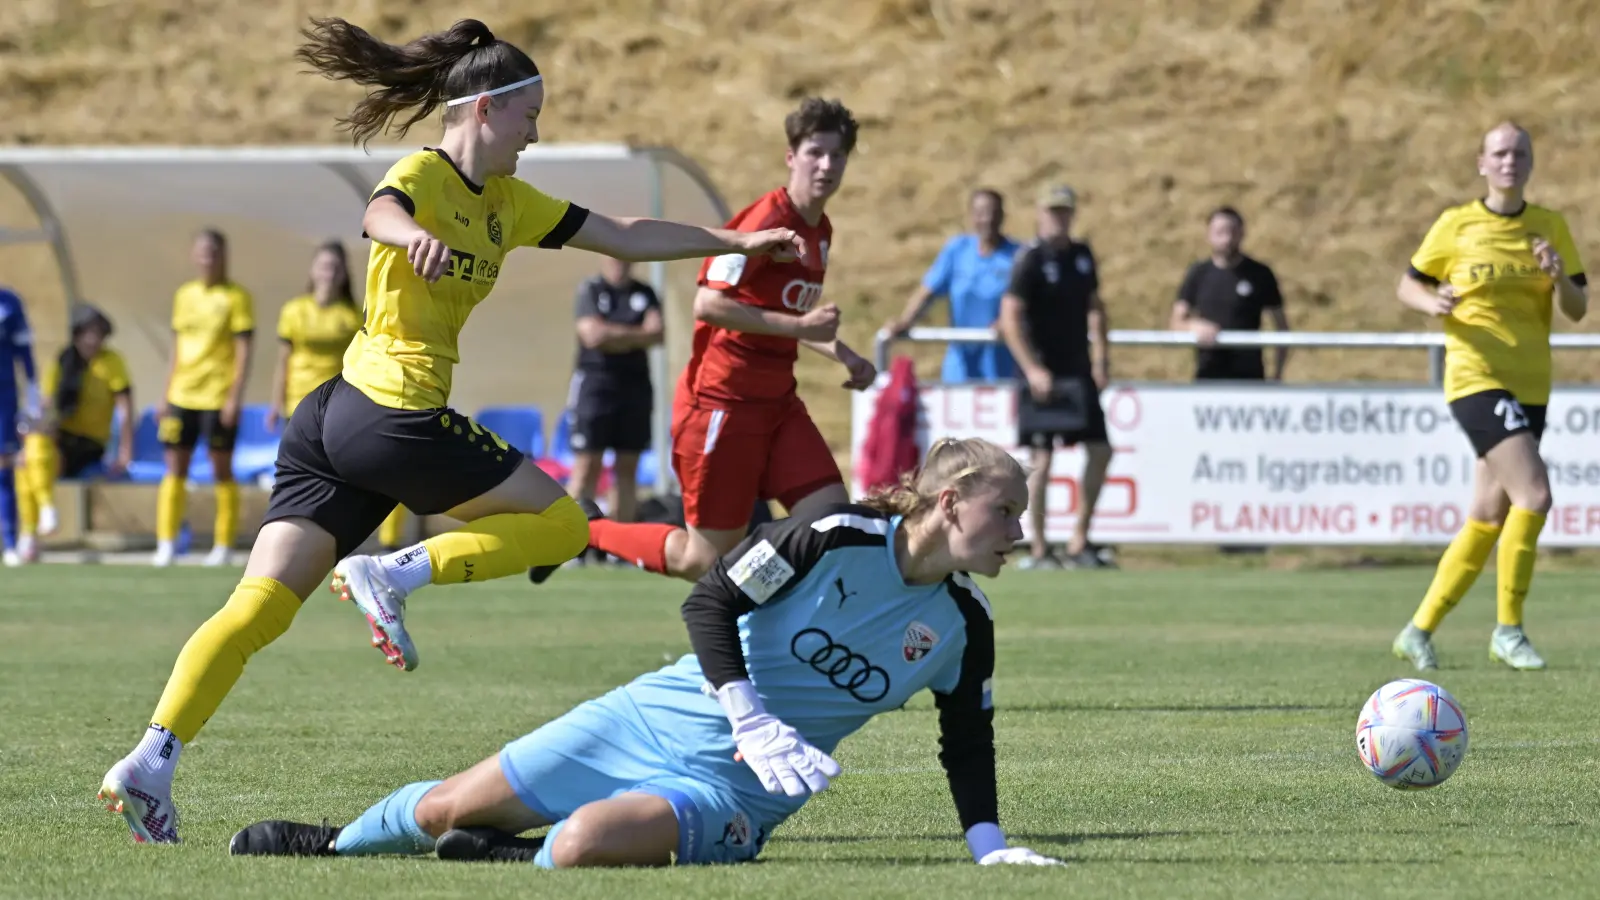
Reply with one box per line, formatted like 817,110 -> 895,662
378,505 -> 407,548
1497,507 -> 1546,627
15,458 -> 38,536
156,475 -> 186,543
150,577 -> 302,743
20,433 -> 56,530
214,481 -> 240,550
1412,518 -> 1501,632
422,496 -> 590,584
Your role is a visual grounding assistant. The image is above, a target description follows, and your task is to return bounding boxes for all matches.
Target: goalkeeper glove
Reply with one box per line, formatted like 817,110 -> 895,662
716,679 -> 841,798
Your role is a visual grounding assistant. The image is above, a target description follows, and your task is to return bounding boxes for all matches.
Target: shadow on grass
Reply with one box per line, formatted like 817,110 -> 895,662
1003,703 -> 1343,714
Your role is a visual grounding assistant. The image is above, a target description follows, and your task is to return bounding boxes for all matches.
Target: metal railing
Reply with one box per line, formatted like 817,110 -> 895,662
874,326 -> 1600,385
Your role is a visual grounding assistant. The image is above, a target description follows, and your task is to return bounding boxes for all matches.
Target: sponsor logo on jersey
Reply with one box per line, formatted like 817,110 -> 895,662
716,810 -> 751,848
727,539 -> 795,604
781,279 -> 824,311
903,621 -> 939,662
790,628 -> 891,703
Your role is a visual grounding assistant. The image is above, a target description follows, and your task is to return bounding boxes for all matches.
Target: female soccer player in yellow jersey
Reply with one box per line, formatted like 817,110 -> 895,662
99,16 -> 808,844
1392,122 -> 1587,673
264,242 -> 407,548
153,229 -> 254,568
14,305 -> 134,562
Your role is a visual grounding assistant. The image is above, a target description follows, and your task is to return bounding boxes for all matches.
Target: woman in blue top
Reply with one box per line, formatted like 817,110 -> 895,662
885,189 -> 1021,382
228,438 -> 1061,869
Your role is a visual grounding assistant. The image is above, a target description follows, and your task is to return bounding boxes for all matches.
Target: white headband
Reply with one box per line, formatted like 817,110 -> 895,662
444,74 -> 543,108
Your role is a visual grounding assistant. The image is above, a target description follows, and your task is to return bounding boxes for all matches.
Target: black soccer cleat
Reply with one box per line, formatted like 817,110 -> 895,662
528,498 -> 606,584
435,826 -> 545,862
228,819 -> 342,857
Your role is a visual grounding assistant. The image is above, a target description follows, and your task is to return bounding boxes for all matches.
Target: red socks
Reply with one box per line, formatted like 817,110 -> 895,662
589,520 -> 674,574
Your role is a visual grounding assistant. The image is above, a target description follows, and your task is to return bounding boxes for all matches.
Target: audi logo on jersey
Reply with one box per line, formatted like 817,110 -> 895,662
790,628 -> 891,703
781,280 -> 825,311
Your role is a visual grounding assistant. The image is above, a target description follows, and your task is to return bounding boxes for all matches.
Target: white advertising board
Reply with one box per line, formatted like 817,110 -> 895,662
850,383 -> 1600,546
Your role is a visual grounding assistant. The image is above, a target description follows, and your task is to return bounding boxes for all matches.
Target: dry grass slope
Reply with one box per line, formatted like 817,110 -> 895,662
5,0 -> 1600,448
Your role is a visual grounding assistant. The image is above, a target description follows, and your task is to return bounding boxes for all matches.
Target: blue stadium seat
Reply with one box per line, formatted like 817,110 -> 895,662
230,404 -> 279,482
475,405 -> 546,459
125,407 -> 166,483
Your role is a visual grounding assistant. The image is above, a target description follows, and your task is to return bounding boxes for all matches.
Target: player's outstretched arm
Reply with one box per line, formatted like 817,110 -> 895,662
693,287 -> 840,341
800,338 -> 877,390
567,213 -> 803,265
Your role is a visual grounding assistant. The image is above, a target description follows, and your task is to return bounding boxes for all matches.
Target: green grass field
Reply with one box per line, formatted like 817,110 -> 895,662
3,563 -> 1598,898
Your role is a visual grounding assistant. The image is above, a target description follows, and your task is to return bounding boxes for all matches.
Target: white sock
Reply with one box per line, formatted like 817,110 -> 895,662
378,544 -> 432,594
132,724 -> 182,781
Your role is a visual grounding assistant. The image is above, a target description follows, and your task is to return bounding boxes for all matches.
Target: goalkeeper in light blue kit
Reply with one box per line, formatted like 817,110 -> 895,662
0,287 -> 40,568
229,437 -> 1061,869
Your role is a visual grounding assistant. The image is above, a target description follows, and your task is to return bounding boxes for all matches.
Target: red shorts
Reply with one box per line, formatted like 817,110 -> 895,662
672,396 -> 842,530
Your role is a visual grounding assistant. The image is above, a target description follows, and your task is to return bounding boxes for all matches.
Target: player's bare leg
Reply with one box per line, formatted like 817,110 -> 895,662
1482,433 -> 1551,670
568,449 -> 603,506
662,524 -> 748,582
535,793 -> 678,868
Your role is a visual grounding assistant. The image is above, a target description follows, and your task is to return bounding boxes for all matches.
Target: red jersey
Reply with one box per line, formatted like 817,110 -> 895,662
680,187 -> 831,405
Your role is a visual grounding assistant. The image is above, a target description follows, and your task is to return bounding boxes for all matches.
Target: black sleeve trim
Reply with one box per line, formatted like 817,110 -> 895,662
232,330 -> 254,340
369,186 -> 415,217
933,576 -> 998,830
1573,273 -> 1588,288
363,187 -> 416,239
539,204 -> 590,250
1407,265 -> 1440,287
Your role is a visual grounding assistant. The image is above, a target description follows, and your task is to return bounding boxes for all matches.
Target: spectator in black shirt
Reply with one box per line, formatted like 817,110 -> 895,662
1170,207 -> 1290,381
997,184 -> 1113,570
567,257 -> 664,525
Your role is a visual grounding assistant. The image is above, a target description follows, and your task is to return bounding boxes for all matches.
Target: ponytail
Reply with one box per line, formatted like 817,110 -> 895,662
295,17 -> 540,147
860,437 -> 1027,520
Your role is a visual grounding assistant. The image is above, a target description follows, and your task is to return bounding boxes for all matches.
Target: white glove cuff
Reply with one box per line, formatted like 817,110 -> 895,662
714,679 -> 768,726
965,822 -> 1006,863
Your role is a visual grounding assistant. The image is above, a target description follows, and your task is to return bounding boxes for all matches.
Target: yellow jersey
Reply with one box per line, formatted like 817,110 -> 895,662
1410,200 -> 1585,405
168,280 -> 255,410
278,295 -> 363,415
344,148 -> 589,410
43,348 -> 130,446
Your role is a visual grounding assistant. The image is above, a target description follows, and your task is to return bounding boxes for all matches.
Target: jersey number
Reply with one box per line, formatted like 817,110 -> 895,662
1494,397 -> 1528,433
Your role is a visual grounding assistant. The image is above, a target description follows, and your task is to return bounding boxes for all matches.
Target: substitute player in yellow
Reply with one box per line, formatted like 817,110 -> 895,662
14,305 -> 135,562
153,229 -> 254,568
98,16 -> 808,844
1392,122 -> 1587,672
265,241 -> 407,548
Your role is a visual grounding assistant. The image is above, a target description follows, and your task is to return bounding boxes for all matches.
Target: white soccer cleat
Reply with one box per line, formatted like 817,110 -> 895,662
2,549 -> 20,568
16,534 -> 38,564
1490,626 -> 1546,671
98,758 -> 181,844
202,544 -> 232,568
151,541 -> 176,568
38,505 -> 59,537
330,556 -> 418,672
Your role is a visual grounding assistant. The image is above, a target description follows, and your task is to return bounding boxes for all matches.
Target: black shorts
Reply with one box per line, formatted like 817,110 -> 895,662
569,371 -> 653,454
159,406 -> 237,452
57,431 -> 107,478
1017,376 -> 1109,449
264,376 -> 526,559
1449,389 -> 1547,458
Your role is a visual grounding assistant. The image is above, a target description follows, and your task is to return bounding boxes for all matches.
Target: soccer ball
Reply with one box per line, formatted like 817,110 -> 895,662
1355,678 -> 1468,789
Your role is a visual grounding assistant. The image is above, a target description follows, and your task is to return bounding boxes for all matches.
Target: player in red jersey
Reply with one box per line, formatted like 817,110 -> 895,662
534,98 -> 874,584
